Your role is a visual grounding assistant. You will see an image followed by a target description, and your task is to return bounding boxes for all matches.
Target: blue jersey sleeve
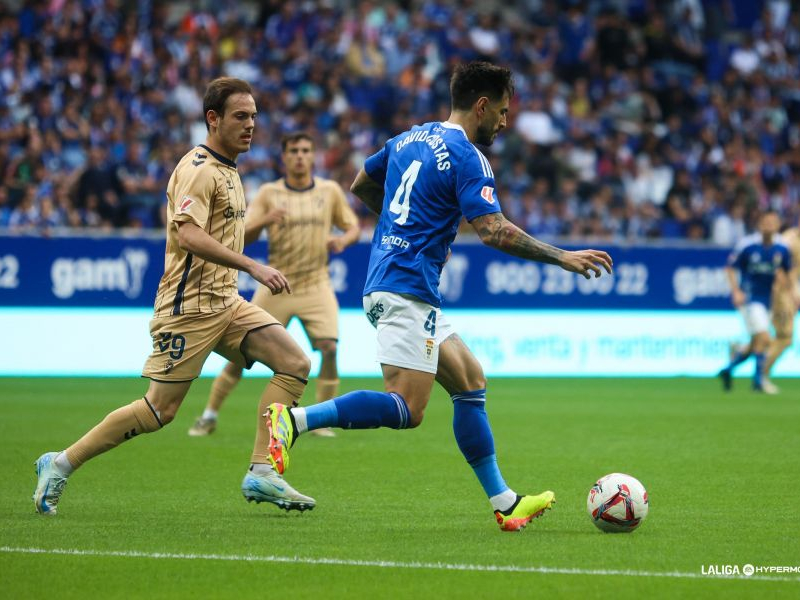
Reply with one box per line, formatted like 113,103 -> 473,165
780,246 -> 792,271
727,246 -> 746,269
364,144 -> 389,186
455,146 -> 502,221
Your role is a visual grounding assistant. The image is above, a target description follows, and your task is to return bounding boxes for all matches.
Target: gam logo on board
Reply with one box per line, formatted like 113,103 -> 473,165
51,248 -> 149,299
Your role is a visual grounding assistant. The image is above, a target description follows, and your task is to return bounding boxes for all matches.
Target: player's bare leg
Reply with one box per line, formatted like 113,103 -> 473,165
310,338 -> 339,437
749,331 -> 772,392
764,335 -> 790,392
33,380 -> 191,515
262,365 -> 432,487
239,324 -> 316,510
765,336 -> 791,373
764,308 -> 793,393
436,334 -> 554,531
380,365 -> 435,427
188,361 -> 243,436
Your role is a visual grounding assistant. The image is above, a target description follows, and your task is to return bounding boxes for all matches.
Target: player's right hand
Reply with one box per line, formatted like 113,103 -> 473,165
249,263 -> 292,295
560,249 -> 613,279
264,208 -> 287,226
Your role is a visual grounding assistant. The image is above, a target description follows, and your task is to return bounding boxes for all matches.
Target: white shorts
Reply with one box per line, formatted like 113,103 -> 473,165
739,302 -> 770,335
363,291 -> 454,374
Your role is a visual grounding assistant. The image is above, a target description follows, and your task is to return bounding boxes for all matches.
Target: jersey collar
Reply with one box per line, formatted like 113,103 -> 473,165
284,178 -> 315,192
440,121 -> 467,135
199,144 -> 237,169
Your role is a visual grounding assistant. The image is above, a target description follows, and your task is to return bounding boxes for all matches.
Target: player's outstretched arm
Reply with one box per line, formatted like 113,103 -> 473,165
470,212 -> 613,279
350,168 -> 384,215
177,222 -> 291,294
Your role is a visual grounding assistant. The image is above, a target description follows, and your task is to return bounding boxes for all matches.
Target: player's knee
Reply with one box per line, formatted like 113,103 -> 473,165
152,401 -> 179,425
314,339 -> 337,359
159,411 -> 176,426
469,373 -> 487,391
223,362 -> 244,381
407,407 -> 425,428
286,351 -> 311,380
402,397 -> 427,428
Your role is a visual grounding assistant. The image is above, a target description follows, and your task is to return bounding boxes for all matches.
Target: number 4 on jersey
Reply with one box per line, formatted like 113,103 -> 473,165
389,160 -> 422,225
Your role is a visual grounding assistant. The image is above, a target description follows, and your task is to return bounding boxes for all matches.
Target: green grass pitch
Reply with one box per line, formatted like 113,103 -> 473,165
1,377 -> 799,599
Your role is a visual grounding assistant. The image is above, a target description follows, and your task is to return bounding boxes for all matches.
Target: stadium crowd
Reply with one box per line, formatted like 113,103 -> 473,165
0,0 -> 798,245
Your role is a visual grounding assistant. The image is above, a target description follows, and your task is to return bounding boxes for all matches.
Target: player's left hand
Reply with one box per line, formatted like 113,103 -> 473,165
327,236 -> 347,254
559,249 -> 613,279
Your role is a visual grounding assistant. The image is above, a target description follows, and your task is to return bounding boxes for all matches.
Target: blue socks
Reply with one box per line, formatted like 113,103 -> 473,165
728,350 -> 751,370
452,390 -> 513,508
293,390 -> 411,433
754,352 -> 765,387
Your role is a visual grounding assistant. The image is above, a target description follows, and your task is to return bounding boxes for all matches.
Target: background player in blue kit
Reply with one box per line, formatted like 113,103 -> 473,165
263,62 -> 613,531
718,211 -> 791,393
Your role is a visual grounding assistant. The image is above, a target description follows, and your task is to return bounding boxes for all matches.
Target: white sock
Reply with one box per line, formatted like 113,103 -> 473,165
202,409 -> 218,420
490,489 -> 517,512
54,451 -> 74,476
292,407 -> 308,434
250,463 -> 275,475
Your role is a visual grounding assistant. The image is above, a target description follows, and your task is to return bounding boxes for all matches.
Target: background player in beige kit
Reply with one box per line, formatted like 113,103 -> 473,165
189,132 -> 360,438
32,77 -> 317,515
765,221 -> 800,389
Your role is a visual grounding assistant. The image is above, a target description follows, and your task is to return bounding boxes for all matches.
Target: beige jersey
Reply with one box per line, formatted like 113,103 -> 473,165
248,176 -> 358,292
153,145 -> 247,317
782,227 -> 800,294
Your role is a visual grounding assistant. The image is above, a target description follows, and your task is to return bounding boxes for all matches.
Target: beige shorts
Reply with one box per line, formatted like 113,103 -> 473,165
251,283 -> 339,342
772,292 -> 797,339
142,296 -> 279,382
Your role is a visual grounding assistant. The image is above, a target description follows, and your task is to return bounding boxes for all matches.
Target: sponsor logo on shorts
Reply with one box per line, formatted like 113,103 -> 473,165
164,360 -> 174,374
425,338 -> 434,360
366,301 -> 385,326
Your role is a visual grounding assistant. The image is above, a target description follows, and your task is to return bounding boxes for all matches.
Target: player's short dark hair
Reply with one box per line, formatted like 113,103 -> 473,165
281,131 -> 315,151
450,62 -> 514,111
203,77 -> 253,131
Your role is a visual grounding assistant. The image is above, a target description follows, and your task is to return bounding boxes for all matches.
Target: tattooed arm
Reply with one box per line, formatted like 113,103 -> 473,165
350,168 -> 384,215
470,212 -> 613,279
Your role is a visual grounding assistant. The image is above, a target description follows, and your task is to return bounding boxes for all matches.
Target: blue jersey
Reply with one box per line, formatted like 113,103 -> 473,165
728,234 -> 791,306
363,121 -> 501,306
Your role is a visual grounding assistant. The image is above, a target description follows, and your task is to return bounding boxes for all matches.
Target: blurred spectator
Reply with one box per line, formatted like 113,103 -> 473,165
75,146 -> 126,227
711,198 -> 748,246
0,186 -> 10,227
0,0 -> 796,243
8,185 -> 38,232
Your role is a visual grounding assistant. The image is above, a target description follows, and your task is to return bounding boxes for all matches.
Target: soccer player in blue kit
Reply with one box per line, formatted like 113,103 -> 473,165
718,211 -> 791,393
261,62 -> 613,531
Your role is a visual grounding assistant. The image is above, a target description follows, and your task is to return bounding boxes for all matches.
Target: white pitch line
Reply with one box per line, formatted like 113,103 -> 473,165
1,546 -> 799,583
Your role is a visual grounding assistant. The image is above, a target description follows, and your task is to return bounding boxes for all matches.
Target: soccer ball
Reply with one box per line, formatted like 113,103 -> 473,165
587,473 -> 649,533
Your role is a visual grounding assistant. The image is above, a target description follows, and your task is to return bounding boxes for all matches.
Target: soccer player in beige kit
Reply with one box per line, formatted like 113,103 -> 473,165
33,78 -> 316,515
189,131 -> 360,438
765,221 -> 800,390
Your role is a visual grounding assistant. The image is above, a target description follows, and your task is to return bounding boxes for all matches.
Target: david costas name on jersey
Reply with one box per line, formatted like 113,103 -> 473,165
395,129 -> 451,171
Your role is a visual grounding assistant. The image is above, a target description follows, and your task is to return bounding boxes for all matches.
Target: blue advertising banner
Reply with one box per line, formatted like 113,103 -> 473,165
0,235 -> 733,310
